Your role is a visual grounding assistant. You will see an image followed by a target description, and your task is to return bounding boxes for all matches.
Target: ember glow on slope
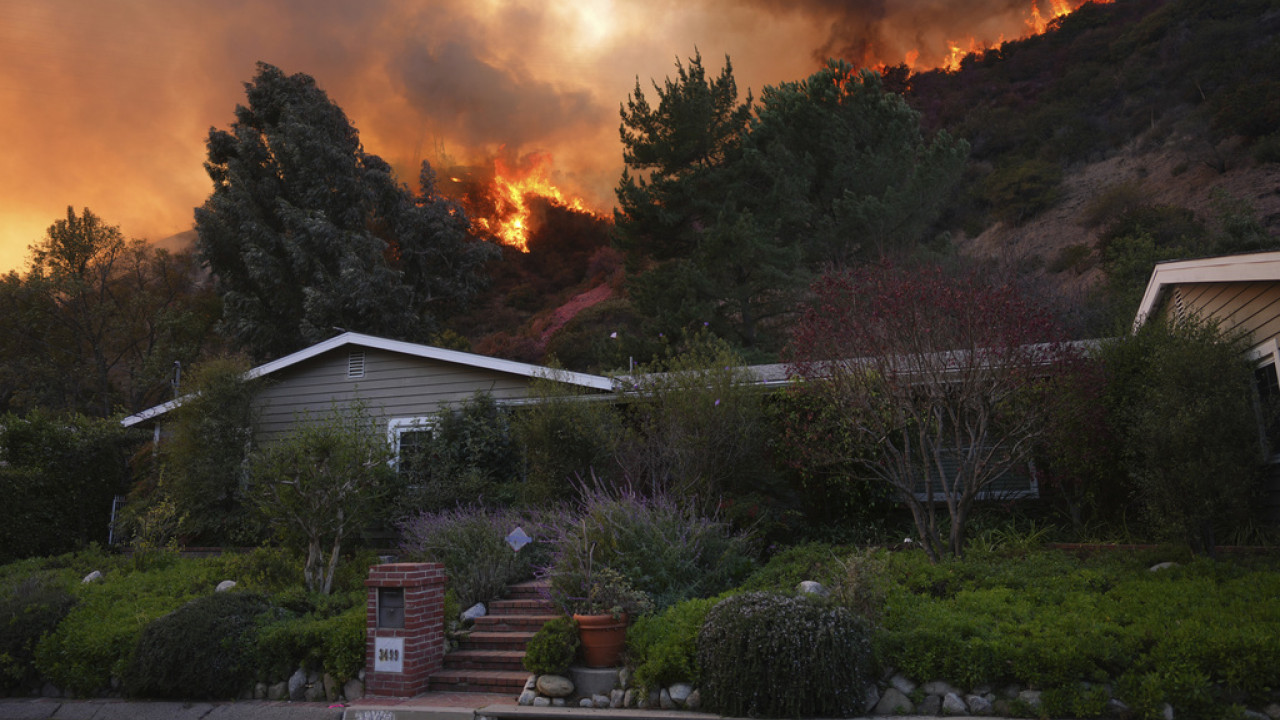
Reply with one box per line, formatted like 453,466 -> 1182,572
0,0 -> 1089,273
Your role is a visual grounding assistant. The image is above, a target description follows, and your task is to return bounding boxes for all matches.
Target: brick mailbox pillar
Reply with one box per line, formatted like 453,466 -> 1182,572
364,563 -> 446,697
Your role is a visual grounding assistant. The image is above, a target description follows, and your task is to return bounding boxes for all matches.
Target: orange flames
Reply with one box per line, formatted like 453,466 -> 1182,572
928,0 -> 1111,73
465,153 -> 591,252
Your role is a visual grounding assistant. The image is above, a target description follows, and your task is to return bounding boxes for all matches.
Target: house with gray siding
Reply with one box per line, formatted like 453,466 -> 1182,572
121,332 -> 617,460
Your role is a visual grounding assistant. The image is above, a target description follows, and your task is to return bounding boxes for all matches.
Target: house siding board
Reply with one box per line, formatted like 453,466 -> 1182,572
251,347 -> 544,442
1162,282 -> 1280,348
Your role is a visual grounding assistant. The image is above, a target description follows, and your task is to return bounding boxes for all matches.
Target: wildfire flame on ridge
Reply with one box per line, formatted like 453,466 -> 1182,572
465,152 -> 592,252
467,0 -> 1111,251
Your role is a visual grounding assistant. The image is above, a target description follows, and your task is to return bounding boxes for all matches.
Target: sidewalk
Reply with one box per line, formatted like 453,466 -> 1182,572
0,691 -> 964,720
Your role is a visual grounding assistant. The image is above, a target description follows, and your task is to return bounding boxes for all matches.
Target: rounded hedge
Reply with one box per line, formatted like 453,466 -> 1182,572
522,616 -> 580,675
124,591 -> 270,699
697,592 -> 872,718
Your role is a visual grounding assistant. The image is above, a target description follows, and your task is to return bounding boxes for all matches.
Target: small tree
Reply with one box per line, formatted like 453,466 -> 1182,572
250,405 -> 393,594
789,265 -> 1070,561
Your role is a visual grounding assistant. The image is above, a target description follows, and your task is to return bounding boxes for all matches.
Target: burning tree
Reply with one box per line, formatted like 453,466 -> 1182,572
788,265 -> 1071,561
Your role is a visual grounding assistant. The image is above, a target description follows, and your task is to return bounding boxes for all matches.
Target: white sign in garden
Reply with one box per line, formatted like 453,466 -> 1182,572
374,636 -> 404,673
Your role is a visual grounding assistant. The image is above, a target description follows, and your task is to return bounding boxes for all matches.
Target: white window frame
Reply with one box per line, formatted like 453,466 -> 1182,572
387,416 -> 437,469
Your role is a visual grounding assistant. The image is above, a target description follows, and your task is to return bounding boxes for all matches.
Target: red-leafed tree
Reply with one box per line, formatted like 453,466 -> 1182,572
787,264 -> 1073,561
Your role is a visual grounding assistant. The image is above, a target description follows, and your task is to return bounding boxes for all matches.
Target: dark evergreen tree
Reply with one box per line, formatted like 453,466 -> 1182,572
196,63 -> 497,361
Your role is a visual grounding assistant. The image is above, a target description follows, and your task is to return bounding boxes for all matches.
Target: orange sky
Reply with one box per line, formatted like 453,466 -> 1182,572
0,0 -> 1081,273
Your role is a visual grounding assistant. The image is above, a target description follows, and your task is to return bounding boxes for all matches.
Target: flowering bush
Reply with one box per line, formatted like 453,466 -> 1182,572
542,485 -> 755,612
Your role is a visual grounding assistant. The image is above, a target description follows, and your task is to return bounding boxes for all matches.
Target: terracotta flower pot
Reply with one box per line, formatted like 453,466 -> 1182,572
573,612 -> 628,668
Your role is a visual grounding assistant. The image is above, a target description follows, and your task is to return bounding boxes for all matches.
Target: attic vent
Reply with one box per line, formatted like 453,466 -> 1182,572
348,351 -> 366,379
1173,289 -> 1186,322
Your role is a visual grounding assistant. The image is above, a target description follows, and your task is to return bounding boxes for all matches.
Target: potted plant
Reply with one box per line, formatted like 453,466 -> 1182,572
546,541 -> 652,668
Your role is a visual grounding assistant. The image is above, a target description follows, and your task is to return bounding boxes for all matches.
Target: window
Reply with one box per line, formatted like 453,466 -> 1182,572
1254,361 -> 1280,457
387,417 -> 435,474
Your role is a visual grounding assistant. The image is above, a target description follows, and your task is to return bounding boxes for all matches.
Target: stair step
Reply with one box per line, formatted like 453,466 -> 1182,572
442,649 -> 526,671
490,597 -> 557,614
457,630 -> 537,651
504,580 -> 549,600
473,613 -> 561,632
427,668 -> 529,693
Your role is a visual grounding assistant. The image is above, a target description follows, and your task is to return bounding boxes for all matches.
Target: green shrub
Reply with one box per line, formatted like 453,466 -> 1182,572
981,157 -> 1063,225
124,592 -> 270,699
0,573 -> 77,693
255,590 -> 365,682
217,547 -> 304,595
738,542 -> 854,593
522,617 -> 579,675
697,592 -> 872,717
626,596 -> 720,690
0,412 -> 140,563
33,557 -> 226,696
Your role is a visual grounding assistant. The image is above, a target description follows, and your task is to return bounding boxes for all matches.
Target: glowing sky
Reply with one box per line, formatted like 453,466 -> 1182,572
0,0 -> 1061,273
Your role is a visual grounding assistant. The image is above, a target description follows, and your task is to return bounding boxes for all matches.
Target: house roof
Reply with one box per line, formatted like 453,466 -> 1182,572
1134,250 -> 1280,330
121,331 -> 616,428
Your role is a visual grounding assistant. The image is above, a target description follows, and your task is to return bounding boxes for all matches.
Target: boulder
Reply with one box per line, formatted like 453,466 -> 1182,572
578,698 -> 594,708
1017,689 -> 1042,712
592,694 -> 610,708
660,688 -> 675,709
864,685 -> 881,713
254,682 -> 267,700
1150,561 -> 1179,572
343,678 -> 363,701
304,684 -> 325,702
623,689 -> 637,707
610,689 -> 625,708
215,580 -> 237,592
461,602 -> 487,621
517,689 -> 536,706
532,696 -> 550,707
322,673 -> 339,701
874,687 -> 915,715
796,580 -> 827,595
287,668 -> 308,701
967,694 -> 993,716
268,681 -> 288,701
890,673 -> 917,695
685,689 -> 701,710
1263,703 -> 1280,720
942,692 -> 968,715
82,571 -> 102,584
924,680 -> 960,696
535,674 -> 574,698
669,683 -> 694,705
919,694 -> 942,716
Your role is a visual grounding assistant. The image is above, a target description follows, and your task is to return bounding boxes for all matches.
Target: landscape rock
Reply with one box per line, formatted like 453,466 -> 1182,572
919,694 -> 942,716
287,668 -> 307,701
618,667 -> 631,689
532,696 -> 550,707
942,692 -> 968,715
660,688 -> 675,709
874,687 -> 915,715
551,698 -> 565,707
462,602 -> 487,621
797,580 -> 827,595
517,689 -> 536,706
524,675 -> 536,691
304,683 -> 325,702
1150,561 -> 1179,572
967,694 -> 993,715
610,689 -> 624,708
323,673 -> 338,701
890,673 -> 917,695
1105,698 -> 1130,718
865,685 -> 881,712
1244,711 -> 1271,720
1264,703 -> 1280,719
579,698 -> 594,708
592,694 -> 610,708
254,682 -> 267,700
82,571 -> 102,584
669,683 -> 693,705
268,681 -> 288,701
343,678 -> 363,701
623,689 -> 637,707
216,580 -> 237,592
535,674 -> 574,698
925,680 -> 960,696
1018,690 -> 1043,712
685,689 -> 701,710
41,683 -> 61,698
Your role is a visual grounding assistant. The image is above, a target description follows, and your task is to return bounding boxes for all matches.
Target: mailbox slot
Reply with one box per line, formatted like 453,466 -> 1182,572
378,587 -> 405,628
